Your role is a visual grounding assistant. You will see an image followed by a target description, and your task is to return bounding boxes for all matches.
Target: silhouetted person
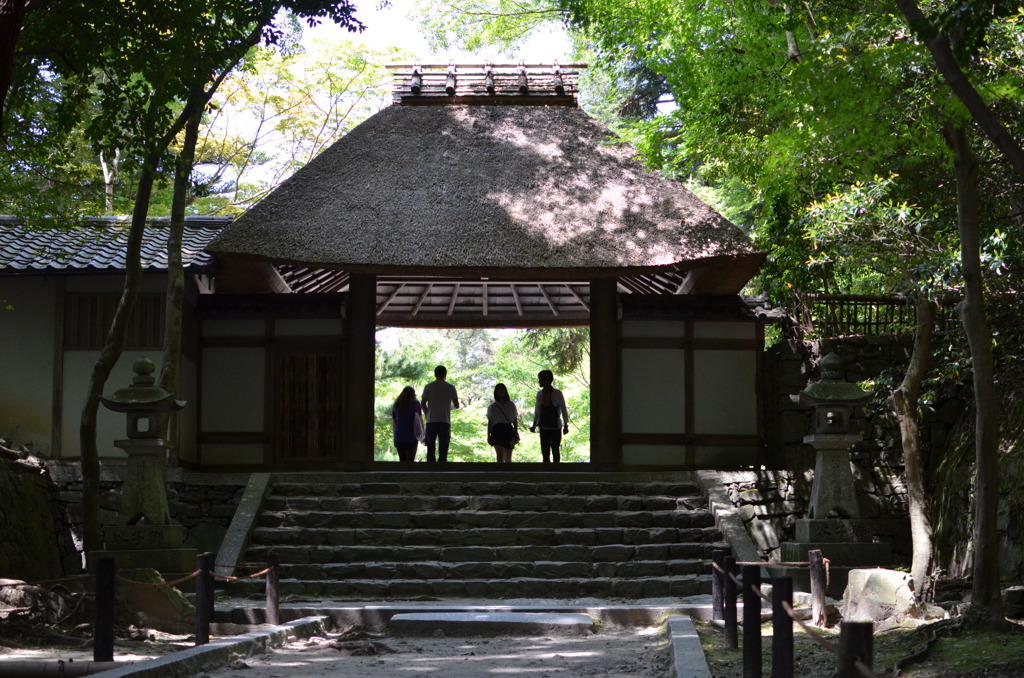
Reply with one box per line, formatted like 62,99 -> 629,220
530,369 -> 569,463
391,386 -> 423,462
487,383 -> 519,463
421,365 -> 460,463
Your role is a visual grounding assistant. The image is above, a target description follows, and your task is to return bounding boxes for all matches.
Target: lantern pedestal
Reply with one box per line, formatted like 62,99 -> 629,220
805,433 -> 862,520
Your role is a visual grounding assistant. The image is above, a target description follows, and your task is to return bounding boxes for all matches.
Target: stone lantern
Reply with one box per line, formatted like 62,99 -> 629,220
798,352 -> 871,519
96,358 -> 194,575
776,351 -> 891,596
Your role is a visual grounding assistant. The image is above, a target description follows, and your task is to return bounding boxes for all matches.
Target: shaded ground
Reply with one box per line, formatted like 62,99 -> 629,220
697,617 -> 1024,678
198,625 -> 670,678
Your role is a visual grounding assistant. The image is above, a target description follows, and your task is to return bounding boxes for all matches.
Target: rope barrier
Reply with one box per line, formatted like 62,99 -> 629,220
115,570 -> 201,588
212,566 -> 274,582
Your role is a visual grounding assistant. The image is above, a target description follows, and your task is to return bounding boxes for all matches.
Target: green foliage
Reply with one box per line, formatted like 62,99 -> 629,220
193,39 -> 407,215
411,0 -> 567,55
1,1 -> 367,219
373,328 -> 591,463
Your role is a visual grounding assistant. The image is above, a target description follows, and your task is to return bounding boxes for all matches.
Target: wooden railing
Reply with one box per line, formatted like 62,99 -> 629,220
791,293 -> 959,339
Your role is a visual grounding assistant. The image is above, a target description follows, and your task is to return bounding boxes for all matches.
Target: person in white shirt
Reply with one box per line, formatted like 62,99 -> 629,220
487,383 -> 519,463
530,369 -> 569,464
420,365 -> 460,463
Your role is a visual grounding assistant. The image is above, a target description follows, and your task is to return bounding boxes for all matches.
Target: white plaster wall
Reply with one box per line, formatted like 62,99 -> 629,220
621,348 -> 687,434
693,349 -> 758,435
200,347 -> 265,432
0,277 -> 57,454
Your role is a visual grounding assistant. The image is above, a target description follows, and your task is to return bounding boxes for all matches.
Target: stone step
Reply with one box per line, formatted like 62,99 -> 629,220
256,509 -> 716,530
250,525 -> 721,547
269,481 -> 703,498
274,559 -> 709,580
389,612 -> 595,636
262,494 -> 706,513
227,575 -> 712,599
245,542 -> 715,564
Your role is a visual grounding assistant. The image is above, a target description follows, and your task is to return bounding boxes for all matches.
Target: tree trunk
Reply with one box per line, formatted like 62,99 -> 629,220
158,98 -> 203,460
895,0 -> 1024,180
99,148 -> 120,214
944,122 -> 1004,626
0,0 -> 27,138
78,149 -> 159,555
891,297 -> 936,600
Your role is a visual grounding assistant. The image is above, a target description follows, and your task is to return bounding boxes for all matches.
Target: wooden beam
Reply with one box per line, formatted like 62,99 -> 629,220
344,273 -> 377,466
376,282 -> 406,316
538,284 -> 559,316
589,279 -> 620,467
565,284 -> 589,311
412,283 -> 433,315
511,284 -> 524,315
483,282 -> 489,317
447,283 -> 460,315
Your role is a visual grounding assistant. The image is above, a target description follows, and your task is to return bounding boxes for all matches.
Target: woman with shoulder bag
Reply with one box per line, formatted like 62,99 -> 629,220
392,386 -> 424,462
487,383 -> 519,463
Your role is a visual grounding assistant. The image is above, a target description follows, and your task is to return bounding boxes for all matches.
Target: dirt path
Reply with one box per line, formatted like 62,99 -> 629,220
200,626 -> 670,678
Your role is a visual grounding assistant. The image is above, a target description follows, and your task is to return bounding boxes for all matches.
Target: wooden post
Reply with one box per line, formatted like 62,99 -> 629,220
809,549 -> 827,627
838,622 -> 873,678
589,278 -> 619,467
771,576 -> 794,678
741,564 -> 761,678
195,552 -> 215,646
265,552 -> 281,625
712,548 -> 727,621
93,557 -> 115,663
724,555 -> 738,650
344,273 -> 377,466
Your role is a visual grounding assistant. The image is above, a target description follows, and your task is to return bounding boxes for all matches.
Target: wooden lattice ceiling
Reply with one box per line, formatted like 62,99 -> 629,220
275,266 -> 689,328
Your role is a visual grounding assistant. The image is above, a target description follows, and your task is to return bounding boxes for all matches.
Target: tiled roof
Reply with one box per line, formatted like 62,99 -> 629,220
0,216 -> 231,273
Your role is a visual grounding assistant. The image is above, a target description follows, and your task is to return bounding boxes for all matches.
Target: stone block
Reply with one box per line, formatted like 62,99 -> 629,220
794,519 -> 873,543
1003,586 -> 1024,619
747,517 -> 782,552
104,524 -> 186,550
842,568 -> 915,621
592,545 -> 634,562
581,513 -> 616,528
390,612 -> 595,637
778,541 -> 891,569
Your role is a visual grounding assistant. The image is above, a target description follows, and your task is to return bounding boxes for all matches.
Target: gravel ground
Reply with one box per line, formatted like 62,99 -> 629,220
198,625 -> 671,678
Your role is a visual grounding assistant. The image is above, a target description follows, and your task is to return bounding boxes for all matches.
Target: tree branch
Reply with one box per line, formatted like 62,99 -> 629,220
894,0 -> 1024,180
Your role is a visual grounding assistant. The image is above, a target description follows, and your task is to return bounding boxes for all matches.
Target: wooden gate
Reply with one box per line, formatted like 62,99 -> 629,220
271,344 -> 343,463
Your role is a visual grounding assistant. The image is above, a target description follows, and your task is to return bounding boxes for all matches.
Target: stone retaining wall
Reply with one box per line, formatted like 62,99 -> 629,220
45,461 -> 248,574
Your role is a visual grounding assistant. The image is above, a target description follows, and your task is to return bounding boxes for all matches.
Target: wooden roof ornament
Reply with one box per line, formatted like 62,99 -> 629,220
206,63 -> 765,297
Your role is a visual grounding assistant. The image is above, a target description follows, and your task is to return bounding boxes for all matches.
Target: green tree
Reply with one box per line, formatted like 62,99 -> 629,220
3,0 -> 364,555
373,329 -> 591,463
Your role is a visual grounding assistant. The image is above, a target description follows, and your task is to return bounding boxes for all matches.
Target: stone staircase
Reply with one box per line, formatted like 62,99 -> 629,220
234,471 -> 724,599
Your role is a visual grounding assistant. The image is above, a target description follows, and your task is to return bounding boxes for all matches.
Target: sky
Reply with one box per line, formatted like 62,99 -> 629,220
305,0 -> 573,64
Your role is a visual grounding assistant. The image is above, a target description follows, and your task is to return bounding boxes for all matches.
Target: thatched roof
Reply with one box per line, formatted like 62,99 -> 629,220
207,102 -> 763,294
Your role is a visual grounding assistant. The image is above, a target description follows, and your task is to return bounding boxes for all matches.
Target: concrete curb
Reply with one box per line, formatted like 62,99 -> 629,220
91,616 -> 330,678
216,472 -> 270,579
667,616 -> 714,678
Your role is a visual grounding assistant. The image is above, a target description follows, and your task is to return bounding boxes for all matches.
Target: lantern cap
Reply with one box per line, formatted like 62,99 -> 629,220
100,358 -> 186,413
